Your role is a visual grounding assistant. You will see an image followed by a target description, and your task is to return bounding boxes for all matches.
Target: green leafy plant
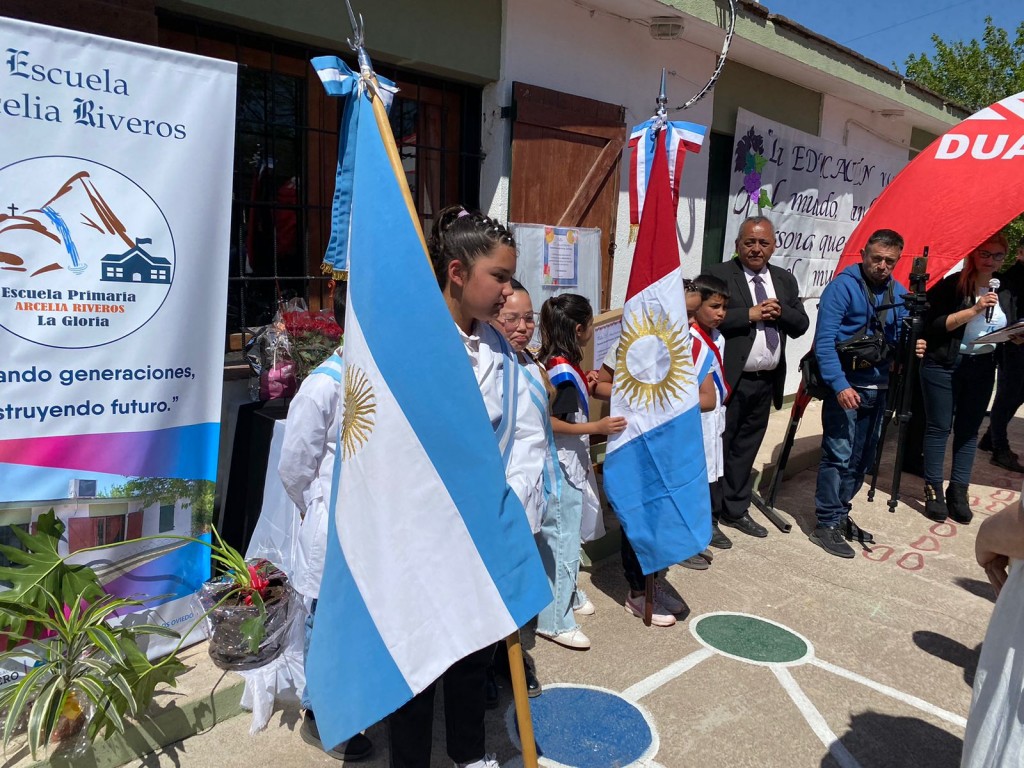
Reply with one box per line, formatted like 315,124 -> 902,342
0,510 -> 189,757
203,526 -> 276,653
0,511 -> 105,644
0,588 -> 185,757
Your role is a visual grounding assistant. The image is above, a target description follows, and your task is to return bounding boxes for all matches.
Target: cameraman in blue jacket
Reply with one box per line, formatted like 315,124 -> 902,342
811,229 -> 924,558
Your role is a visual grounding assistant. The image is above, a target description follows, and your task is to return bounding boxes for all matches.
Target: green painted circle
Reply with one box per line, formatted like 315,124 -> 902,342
694,614 -> 808,664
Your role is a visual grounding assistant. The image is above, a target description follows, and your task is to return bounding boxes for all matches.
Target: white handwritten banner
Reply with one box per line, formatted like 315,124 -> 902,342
723,108 -> 907,297
0,17 -> 236,660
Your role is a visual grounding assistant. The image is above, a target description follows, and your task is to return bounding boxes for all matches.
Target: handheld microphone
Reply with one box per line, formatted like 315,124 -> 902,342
986,278 -> 1000,322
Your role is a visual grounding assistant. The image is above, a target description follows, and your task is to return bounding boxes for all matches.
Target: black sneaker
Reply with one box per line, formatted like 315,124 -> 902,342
525,662 -> 542,698
809,525 -> 855,559
991,449 -> 1024,474
709,523 -> 733,549
300,711 -> 374,761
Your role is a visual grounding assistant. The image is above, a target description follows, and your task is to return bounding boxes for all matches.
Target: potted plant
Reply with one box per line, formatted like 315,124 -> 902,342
0,512 -> 186,759
0,589 -> 185,759
196,526 -> 296,671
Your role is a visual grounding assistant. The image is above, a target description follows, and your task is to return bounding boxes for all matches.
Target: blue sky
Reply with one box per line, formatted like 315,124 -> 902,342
761,0 -> 1021,73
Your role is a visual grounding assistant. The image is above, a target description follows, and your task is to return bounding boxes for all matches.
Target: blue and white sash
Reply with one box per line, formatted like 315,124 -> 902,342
311,350 -> 344,384
492,332 -> 520,471
520,362 -> 562,498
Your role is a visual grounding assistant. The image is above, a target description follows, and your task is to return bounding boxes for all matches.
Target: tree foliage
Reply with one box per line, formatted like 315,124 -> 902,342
904,16 -> 1024,113
904,17 -> 1024,257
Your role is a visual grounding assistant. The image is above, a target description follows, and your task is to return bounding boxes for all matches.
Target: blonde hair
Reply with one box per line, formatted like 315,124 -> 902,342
958,232 -> 1009,298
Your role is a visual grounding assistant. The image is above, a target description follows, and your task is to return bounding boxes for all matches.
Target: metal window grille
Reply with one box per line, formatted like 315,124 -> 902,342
157,14 -> 483,359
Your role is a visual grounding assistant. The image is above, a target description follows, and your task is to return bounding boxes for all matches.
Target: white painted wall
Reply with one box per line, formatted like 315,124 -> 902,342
482,0 -> 716,309
483,0 -> 931,399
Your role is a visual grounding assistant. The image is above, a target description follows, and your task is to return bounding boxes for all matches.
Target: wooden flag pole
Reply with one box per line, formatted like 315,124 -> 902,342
505,632 -> 539,768
643,574 -> 654,626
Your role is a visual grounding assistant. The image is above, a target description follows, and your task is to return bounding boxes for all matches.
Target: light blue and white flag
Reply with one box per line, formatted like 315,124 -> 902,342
306,57 -> 550,749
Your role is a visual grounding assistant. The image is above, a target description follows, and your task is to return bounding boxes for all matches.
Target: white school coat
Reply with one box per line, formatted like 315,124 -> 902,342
460,322 -> 547,531
277,350 -> 342,599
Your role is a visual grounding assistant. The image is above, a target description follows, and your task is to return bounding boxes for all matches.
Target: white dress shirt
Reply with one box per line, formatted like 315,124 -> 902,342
742,264 -> 783,373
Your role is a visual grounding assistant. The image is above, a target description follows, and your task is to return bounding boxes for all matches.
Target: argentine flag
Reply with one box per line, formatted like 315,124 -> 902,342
604,123 -> 711,576
306,57 -> 550,748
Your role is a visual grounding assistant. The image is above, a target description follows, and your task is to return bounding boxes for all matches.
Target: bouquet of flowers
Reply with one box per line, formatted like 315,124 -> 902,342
279,300 -> 342,382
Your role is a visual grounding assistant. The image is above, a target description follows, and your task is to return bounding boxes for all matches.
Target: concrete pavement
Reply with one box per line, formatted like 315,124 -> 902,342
36,399 -> 1019,768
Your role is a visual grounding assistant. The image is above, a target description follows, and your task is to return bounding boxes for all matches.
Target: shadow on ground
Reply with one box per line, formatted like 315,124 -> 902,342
823,711 -> 962,768
913,630 -> 981,687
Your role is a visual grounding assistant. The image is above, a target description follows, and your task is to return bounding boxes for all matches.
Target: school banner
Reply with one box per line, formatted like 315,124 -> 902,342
723,108 -> 907,298
0,17 -> 236,665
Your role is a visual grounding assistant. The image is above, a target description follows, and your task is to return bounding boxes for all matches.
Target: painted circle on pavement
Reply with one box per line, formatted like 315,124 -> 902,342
690,612 -> 814,666
505,684 -> 658,768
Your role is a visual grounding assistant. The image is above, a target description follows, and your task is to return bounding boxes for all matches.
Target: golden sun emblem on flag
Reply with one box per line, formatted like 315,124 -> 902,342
617,308 -> 694,409
342,364 -> 376,459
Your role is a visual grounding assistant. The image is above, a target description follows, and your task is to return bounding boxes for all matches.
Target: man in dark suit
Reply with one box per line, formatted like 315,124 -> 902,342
706,216 -> 809,540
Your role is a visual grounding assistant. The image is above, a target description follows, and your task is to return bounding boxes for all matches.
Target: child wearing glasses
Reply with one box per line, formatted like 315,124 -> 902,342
536,293 -> 626,650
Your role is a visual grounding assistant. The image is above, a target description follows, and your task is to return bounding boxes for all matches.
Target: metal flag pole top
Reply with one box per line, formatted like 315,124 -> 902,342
341,4 -> 539,766
343,0 -> 428,258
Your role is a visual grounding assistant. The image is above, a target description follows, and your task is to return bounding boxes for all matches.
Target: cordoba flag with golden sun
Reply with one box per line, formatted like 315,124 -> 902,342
603,125 -> 711,576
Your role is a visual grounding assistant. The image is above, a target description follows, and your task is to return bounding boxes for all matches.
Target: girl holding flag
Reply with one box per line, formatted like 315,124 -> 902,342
386,206 -> 548,768
536,294 -> 626,650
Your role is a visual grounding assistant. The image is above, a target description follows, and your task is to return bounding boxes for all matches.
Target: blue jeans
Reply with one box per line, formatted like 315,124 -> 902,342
921,355 -> 996,485
814,388 -> 886,528
535,477 -> 584,636
301,598 -> 317,711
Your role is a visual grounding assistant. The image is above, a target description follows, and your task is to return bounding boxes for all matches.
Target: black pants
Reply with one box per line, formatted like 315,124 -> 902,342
709,479 -> 723,523
621,532 -> 645,592
720,372 -> 775,521
387,645 -> 492,768
987,343 -> 1024,452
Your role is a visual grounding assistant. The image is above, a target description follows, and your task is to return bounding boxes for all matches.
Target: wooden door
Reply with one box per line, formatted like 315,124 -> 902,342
509,83 -> 626,310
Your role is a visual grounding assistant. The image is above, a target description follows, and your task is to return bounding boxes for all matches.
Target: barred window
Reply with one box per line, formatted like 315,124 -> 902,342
158,14 -> 482,363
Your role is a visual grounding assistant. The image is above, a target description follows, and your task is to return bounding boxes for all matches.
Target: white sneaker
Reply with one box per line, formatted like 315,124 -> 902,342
456,754 -> 500,768
624,592 -> 676,627
653,581 -> 686,615
575,598 -> 596,616
536,627 -> 591,649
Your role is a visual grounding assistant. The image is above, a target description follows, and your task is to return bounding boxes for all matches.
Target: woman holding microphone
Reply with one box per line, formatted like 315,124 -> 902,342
920,234 -> 1013,523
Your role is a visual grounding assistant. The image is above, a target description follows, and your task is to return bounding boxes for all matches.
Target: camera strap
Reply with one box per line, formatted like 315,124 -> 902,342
856,271 -> 896,338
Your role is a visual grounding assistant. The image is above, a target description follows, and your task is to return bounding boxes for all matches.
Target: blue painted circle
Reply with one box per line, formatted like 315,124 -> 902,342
521,686 -> 652,768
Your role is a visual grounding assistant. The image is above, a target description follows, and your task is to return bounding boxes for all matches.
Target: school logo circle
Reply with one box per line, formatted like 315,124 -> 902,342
0,155 -> 174,349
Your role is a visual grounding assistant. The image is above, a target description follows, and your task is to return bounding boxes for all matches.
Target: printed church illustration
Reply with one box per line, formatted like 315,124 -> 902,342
101,237 -> 171,284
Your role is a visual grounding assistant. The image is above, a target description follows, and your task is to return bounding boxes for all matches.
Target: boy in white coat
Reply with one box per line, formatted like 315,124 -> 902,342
278,285 -> 373,762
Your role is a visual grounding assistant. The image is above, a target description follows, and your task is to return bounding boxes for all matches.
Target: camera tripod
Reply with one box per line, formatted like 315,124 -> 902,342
867,250 -> 929,512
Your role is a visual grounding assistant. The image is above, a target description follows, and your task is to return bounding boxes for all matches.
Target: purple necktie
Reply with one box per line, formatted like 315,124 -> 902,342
753,274 -> 780,353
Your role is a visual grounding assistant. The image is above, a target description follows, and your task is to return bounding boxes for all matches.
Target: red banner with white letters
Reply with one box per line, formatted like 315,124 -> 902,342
835,90 -> 1024,287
